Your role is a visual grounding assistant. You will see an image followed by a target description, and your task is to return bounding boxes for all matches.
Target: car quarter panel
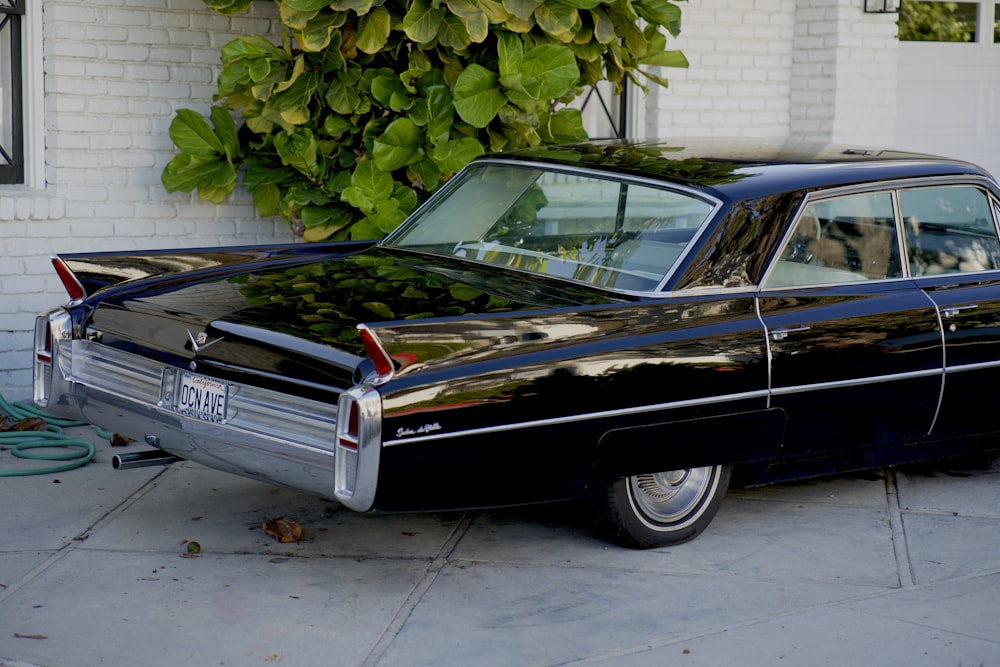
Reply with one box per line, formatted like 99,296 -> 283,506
368,296 -> 776,510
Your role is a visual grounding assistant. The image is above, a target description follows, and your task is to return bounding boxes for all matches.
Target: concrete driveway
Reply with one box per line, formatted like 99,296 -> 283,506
2,425 -> 999,667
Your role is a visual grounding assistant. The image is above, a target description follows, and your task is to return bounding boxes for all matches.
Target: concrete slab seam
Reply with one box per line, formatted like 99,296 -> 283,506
885,470 -> 915,588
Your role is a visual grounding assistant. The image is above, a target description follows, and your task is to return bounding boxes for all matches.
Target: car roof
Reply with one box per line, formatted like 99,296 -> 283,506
492,138 -> 993,201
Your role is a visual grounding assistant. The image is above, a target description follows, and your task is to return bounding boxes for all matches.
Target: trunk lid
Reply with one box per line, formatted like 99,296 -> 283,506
63,245 -> 624,393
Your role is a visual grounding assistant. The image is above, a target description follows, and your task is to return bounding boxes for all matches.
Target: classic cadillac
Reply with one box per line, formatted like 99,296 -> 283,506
33,140 -> 1000,547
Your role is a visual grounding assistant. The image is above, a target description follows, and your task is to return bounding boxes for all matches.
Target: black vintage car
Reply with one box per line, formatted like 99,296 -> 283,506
33,139 -> 1000,548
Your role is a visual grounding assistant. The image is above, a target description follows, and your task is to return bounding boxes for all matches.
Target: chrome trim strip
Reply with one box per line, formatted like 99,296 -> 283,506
755,297 -> 774,409
924,289 -> 948,435
383,388 -> 770,446
943,360 -> 1000,374
768,367 -> 943,397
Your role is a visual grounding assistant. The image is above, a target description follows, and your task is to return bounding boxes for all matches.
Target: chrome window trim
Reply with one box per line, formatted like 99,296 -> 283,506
759,175 -> 1000,291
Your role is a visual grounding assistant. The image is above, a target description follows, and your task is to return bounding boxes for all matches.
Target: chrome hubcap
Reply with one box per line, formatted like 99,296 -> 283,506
629,467 -> 714,525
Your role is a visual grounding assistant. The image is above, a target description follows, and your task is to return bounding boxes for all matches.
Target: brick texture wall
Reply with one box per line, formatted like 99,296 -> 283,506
1,0 -> 293,400
644,0 -> 899,145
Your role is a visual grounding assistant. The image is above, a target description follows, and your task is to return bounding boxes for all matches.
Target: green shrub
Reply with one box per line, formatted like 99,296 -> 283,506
163,0 -> 688,241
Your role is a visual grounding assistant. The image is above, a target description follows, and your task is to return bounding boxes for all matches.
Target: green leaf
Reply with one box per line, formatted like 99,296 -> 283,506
373,117 -> 423,172
220,36 -> 284,65
356,6 -> 391,54
330,0 -> 374,13
274,128 -> 318,173
283,0 -> 334,11
452,64 -> 507,127
449,283 -> 482,301
296,10 -> 348,51
590,7 -> 617,44
533,1 -> 578,39
639,49 -> 689,68
425,85 -> 455,144
274,69 -> 320,125
372,75 -> 413,112
634,0 -> 683,36
169,109 -> 225,157
363,301 -> 396,318
326,65 -> 363,115
209,106 -> 240,158
446,0 -> 489,43
407,156 -> 442,190
502,0 -> 542,21
204,0 -> 253,15
437,13 -> 472,50
342,160 -> 395,212
496,30 -> 523,78
301,205 -> 354,242
430,137 -> 484,174
518,44 -> 579,99
369,198 -> 408,234
403,0 -> 446,42
252,182 -> 282,217
544,107 -> 588,143
162,154 -> 237,202
278,4 -> 318,31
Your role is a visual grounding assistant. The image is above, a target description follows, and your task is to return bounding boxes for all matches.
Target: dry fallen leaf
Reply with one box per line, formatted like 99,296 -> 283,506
14,632 -> 47,640
263,516 -> 302,543
109,433 -> 132,447
3,417 -> 47,433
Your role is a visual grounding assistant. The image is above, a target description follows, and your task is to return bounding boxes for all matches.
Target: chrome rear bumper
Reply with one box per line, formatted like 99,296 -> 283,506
36,316 -> 345,500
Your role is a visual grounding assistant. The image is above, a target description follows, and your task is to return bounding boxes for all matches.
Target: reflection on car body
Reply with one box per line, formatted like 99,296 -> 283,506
33,139 -> 1000,548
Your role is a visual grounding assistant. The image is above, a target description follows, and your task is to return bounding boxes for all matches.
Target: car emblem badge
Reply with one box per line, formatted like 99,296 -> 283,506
187,329 -> 223,353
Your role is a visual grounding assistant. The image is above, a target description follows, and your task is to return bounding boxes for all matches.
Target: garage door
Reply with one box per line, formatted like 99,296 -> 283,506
895,1 -> 1000,179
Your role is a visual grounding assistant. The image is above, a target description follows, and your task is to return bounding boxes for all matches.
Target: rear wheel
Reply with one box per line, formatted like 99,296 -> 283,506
597,465 -> 731,548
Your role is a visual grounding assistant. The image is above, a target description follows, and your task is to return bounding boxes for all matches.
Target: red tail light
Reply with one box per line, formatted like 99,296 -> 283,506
36,319 -> 52,364
52,257 -> 86,301
358,324 -> 395,384
339,400 -> 359,451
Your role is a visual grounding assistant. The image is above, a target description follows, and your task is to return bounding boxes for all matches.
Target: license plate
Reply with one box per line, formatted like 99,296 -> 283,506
173,371 -> 229,423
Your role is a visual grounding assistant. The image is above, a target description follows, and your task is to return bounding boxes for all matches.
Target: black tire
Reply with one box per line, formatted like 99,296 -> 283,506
597,465 -> 731,549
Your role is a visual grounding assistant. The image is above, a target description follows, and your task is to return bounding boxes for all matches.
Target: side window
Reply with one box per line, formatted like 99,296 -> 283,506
900,186 -> 1000,275
765,192 -> 902,288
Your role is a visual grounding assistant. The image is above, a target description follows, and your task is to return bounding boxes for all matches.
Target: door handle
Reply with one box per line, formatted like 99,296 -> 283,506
770,325 -> 810,341
941,304 -> 978,318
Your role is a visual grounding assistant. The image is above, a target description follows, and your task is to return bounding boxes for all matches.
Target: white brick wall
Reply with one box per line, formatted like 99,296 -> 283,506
0,0 -> 294,401
644,0 -> 798,139
644,0 -> 900,145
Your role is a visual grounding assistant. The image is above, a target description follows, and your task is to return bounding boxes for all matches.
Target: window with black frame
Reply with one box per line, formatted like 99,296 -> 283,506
0,0 -> 24,185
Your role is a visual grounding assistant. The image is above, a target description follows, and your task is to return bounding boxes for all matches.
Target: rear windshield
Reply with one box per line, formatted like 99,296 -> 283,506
385,163 -> 716,292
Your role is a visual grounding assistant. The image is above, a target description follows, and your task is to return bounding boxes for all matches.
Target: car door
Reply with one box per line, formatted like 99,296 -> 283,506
902,184 -> 1000,437
757,190 -> 944,457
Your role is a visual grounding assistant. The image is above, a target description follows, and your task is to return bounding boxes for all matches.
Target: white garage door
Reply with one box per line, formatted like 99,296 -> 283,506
896,1 -> 1000,179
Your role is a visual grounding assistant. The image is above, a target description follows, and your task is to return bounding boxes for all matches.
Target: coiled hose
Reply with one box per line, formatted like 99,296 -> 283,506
0,393 -> 108,476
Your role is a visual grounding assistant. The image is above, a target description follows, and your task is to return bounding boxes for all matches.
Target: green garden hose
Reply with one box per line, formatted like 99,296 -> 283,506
0,393 -> 108,476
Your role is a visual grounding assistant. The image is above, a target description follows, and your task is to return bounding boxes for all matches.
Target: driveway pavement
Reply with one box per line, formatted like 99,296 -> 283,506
1,424 -> 999,667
